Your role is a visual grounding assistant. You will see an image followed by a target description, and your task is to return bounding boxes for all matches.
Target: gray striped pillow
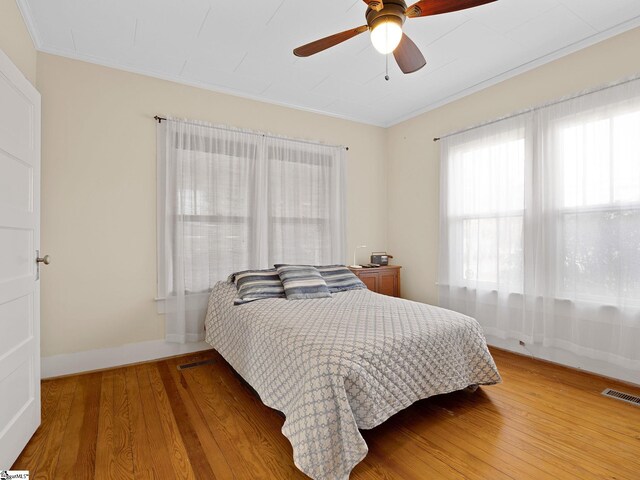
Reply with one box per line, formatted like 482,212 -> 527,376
316,265 -> 366,293
274,264 -> 367,293
233,269 -> 285,305
276,265 -> 332,300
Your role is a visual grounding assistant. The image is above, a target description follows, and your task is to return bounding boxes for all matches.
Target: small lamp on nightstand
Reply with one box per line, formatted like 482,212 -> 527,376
350,245 -> 367,269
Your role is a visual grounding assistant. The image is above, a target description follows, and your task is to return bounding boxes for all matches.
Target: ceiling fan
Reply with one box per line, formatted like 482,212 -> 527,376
293,0 -> 497,74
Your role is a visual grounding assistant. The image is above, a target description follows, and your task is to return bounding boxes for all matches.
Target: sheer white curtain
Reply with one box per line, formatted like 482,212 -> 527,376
535,82 -> 640,367
439,115 -> 533,340
158,118 -> 347,342
439,78 -> 640,372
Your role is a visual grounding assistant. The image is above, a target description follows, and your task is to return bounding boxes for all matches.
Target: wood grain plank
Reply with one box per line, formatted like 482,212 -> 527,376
448,390 -> 633,479
133,364 -> 183,479
415,411 -> 543,478
496,362 -> 640,435
156,361 -> 218,480
477,387 -> 640,478
180,366 -> 258,478
371,413 -> 515,480
54,372 -> 102,478
40,379 -> 53,400
185,357 -> 308,479
13,377 -> 65,469
112,368 -> 135,478
424,391 -> 582,480
207,355 -> 312,476
13,376 -> 77,474
146,363 -> 197,480
124,366 -> 155,478
95,369 -> 135,480
27,377 -> 77,478
489,365 -> 640,447
94,370 -> 114,480
444,396 -> 610,480
163,356 -> 236,480
490,348 -> 640,395
360,422 -> 466,480
351,450 -> 408,480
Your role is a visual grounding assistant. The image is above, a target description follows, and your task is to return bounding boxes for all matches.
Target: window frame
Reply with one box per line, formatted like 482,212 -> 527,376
445,127 -> 527,292
551,106 -> 640,305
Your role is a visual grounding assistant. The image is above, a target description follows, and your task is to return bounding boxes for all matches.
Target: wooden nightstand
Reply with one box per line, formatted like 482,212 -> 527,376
349,265 -> 401,297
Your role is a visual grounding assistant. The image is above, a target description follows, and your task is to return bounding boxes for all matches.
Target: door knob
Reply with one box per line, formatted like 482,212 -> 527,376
36,254 -> 50,265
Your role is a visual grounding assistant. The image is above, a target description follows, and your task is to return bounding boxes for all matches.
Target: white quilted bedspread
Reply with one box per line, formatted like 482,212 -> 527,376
204,281 -> 501,480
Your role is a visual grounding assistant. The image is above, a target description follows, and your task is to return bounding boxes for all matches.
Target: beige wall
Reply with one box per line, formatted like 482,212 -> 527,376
0,0 -> 36,84
36,53 -> 388,357
387,27 -> 640,305
16,13 -> 640,357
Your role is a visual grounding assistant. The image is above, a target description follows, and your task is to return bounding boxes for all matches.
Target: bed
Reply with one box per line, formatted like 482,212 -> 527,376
204,280 -> 501,479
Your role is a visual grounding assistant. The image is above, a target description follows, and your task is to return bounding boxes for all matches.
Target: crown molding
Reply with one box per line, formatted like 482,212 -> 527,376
15,0 -> 42,49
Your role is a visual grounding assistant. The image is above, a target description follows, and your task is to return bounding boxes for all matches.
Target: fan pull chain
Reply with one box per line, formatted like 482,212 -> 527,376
385,53 -> 390,81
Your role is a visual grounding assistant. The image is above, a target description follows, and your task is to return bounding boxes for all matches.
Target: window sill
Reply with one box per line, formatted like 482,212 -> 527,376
154,292 -> 212,314
440,284 -> 640,313
154,297 -> 167,314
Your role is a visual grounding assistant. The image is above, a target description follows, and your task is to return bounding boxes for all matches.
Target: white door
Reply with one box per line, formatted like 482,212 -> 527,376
0,47 -> 42,468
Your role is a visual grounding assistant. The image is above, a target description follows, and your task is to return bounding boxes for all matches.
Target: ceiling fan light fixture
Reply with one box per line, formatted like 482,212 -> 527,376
370,17 -> 403,54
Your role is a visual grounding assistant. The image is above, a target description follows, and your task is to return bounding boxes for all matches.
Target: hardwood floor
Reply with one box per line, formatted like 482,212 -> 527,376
14,348 -> 640,479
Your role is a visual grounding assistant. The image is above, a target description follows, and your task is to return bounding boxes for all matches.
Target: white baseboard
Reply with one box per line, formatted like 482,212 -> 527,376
41,335 -> 639,386
41,339 -> 211,378
486,335 -> 640,386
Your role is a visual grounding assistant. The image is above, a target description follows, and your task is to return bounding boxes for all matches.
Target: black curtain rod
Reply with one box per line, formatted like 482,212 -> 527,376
153,115 -> 349,150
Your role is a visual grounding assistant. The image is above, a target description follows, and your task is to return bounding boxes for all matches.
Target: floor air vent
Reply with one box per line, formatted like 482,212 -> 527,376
601,388 -> 640,406
177,359 -> 216,370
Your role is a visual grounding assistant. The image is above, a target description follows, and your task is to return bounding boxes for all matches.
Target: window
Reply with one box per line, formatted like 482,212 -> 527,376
445,123 -> 526,292
438,79 -> 640,372
557,109 -> 640,303
267,146 -> 339,266
157,119 -> 346,342
175,150 -> 254,294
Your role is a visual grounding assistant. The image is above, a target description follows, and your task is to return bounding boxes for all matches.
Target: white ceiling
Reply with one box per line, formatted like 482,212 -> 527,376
18,0 -> 640,126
